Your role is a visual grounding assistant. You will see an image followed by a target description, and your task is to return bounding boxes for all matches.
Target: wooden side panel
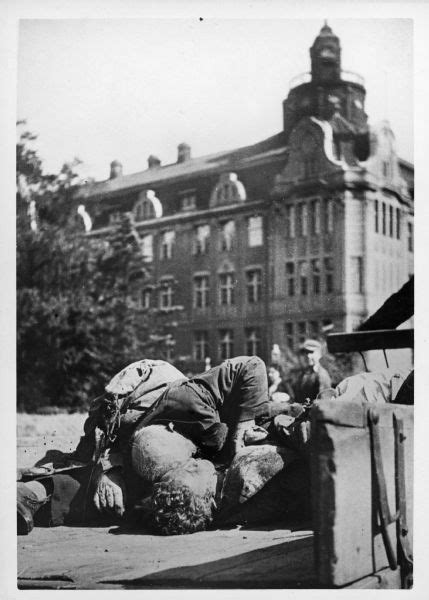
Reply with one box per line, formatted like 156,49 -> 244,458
346,566 -> 402,589
312,401 -> 413,588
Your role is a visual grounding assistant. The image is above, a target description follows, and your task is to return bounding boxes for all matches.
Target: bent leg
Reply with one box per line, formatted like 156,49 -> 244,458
194,355 -> 269,425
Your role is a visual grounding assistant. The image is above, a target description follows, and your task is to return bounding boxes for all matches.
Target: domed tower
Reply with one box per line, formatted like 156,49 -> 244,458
310,21 -> 341,84
283,22 -> 368,145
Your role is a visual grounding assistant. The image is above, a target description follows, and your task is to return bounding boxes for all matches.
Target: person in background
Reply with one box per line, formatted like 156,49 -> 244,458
267,364 -> 295,402
293,339 -> 332,404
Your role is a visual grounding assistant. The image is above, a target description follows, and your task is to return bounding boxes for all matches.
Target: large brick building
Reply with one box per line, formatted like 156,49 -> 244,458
75,23 -> 414,370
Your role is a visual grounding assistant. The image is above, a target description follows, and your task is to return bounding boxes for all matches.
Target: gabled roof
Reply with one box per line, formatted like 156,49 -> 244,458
76,132 -> 288,201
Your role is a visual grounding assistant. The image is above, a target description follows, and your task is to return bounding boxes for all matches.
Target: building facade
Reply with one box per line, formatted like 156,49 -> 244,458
75,24 -> 414,370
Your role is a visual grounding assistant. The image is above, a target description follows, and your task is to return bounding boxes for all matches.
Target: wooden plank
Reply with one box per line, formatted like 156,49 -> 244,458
326,329 -> 414,353
18,578 -> 76,590
18,524 -> 314,589
312,398 -> 413,429
312,401 -> 413,588
345,567 -> 401,589
102,536 -> 315,588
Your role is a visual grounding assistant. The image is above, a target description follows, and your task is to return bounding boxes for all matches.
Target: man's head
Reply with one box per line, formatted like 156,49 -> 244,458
268,365 -> 283,385
298,339 -> 322,368
131,424 -> 197,484
149,458 -> 217,535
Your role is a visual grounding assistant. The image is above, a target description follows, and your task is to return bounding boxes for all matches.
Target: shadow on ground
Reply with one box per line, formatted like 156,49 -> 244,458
100,535 -> 316,589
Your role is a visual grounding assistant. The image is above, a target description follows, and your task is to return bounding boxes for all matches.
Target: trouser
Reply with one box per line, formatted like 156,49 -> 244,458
33,464 -> 101,527
136,356 -> 270,455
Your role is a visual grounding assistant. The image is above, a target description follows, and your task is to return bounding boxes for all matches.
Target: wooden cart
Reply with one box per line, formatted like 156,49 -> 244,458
311,328 -> 414,589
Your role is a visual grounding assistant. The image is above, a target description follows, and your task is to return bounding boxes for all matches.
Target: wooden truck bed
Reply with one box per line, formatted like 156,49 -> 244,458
18,524 -> 315,589
17,433 -> 315,590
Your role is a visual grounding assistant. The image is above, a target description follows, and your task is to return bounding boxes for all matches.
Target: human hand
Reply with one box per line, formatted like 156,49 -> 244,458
93,468 -> 126,517
231,420 -> 255,455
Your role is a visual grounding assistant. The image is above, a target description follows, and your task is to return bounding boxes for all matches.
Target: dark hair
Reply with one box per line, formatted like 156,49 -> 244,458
150,481 -> 215,535
269,364 -> 285,378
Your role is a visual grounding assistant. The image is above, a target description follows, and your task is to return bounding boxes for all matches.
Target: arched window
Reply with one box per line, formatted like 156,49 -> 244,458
210,173 -> 246,208
133,190 -> 162,222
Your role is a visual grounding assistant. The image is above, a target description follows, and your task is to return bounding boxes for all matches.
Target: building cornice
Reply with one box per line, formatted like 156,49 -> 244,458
87,198 -> 267,236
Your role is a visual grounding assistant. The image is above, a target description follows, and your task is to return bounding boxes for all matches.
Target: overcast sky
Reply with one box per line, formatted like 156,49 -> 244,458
18,18 -> 413,181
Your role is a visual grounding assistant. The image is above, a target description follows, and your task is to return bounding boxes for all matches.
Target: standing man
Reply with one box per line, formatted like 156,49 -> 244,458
293,339 -> 332,404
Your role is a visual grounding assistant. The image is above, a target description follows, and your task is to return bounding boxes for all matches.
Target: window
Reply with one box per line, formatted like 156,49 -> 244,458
350,257 -> 363,293
193,331 -> 209,361
382,160 -> 390,179
245,328 -> 261,356
219,329 -> 234,360
285,322 -> 294,349
285,205 -> 295,239
160,231 -> 175,260
311,259 -> 321,294
219,273 -> 235,305
246,269 -> 262,303
396,208 -> 401,240
407,222 -> 413,252
286,262 -> 295,296
193,224 -> 210,255
325,198 -> 334,233
248,216 -> 263,247
134,190 -> 162,221
299,261 -> 308,296
135,199 -> 154,221
324,257 -> 334,293
389,205 -> 394,238
309,321 -> 319,338
298,203 -> 308,237
193,275 -> 209,309
382,202 -> 386,235
210,172 -> 246,207
310,199 -> 321,235
141,288 -> 152,309
140,234 -> 153,262
297,321 -> 307,344
109,211 -> 122,226
375,200 -> 379,233
219,220 -> 235,252
180,192 -> 196,212
159,280 -> 174,309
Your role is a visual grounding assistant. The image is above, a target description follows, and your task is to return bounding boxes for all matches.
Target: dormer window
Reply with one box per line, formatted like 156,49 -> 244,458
109,211 -> 122,226
179,190 -> 197,212
133,190 -> 162,222
210,173 -> 246,208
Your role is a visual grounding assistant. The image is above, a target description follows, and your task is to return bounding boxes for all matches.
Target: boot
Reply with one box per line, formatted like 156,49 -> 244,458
17,482 -> 48,535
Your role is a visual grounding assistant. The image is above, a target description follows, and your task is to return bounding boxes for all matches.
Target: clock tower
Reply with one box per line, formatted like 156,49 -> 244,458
310,21 -> 341,83
283,23 -> 368,142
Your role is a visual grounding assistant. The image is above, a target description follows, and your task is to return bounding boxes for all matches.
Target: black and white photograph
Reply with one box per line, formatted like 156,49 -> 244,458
2,0 -> 427,594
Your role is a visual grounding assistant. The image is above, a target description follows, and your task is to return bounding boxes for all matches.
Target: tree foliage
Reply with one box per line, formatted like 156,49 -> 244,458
17,122 -> 181,412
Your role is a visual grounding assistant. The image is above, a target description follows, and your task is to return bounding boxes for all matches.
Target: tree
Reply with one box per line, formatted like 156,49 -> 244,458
17,122 -> 181,412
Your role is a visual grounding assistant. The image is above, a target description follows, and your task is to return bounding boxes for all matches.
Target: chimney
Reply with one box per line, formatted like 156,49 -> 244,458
148,155 -> 161,169
110,160 -> 123,179
177,143 -> 191,163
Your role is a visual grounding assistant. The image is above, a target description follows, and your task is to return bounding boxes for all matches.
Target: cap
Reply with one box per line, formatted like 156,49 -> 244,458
299,339 -> 322,353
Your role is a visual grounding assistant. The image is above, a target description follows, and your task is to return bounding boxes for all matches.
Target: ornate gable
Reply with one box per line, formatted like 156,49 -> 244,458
273,117 -> 343,195
362,121 -> 409,196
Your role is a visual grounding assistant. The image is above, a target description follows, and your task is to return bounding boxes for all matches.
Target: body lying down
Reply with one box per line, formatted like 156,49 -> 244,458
17,356 -> 411,536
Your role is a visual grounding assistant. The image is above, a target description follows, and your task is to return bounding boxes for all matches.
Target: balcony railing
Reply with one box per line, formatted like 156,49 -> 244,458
289,69 -> 365,90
